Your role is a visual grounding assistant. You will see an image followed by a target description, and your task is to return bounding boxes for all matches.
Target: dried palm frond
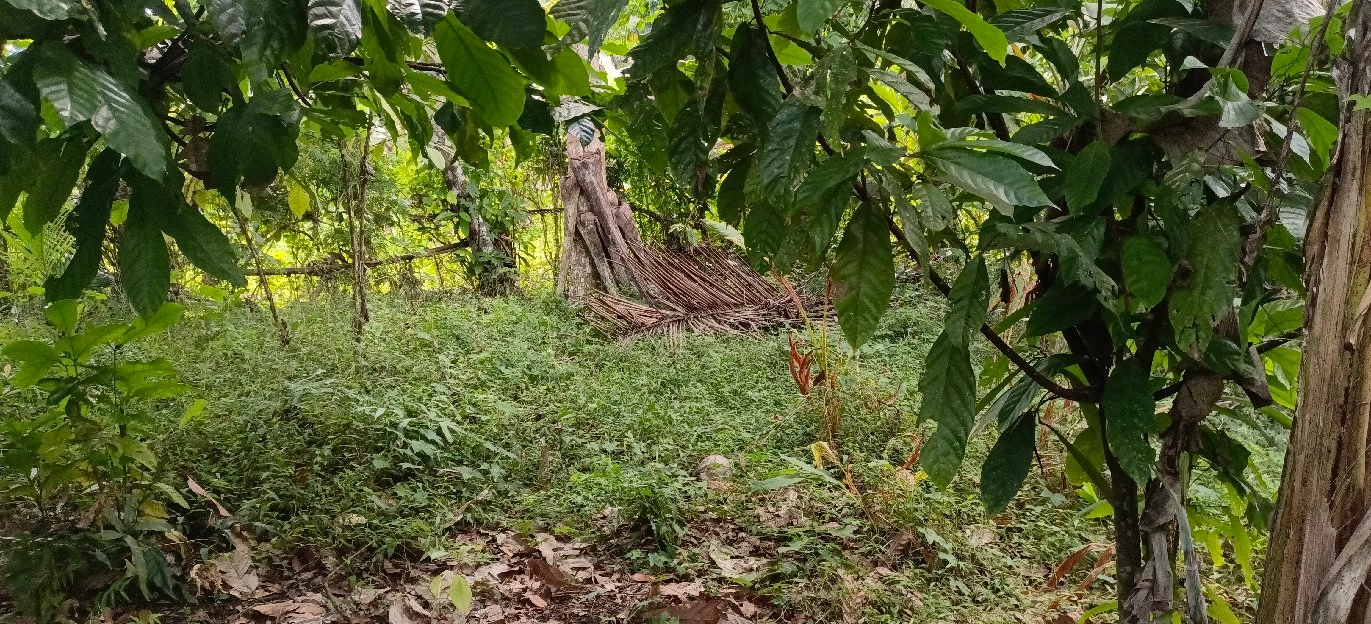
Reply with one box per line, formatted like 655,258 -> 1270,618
582,243 -> 811,339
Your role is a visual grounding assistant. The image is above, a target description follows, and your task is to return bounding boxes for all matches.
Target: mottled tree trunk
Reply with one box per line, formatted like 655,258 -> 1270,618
468,207 -> 518,295
555,130 -> 658,303
1260,2 -> 1371,620
231,203 -> 289,346
346,128 -> 373,338
0,233 -> 10,314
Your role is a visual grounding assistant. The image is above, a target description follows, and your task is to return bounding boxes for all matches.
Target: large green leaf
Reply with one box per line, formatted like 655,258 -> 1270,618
1168,203 -> 1242,355
832,200 -> 894,350
985,353 -> 1078,431
1025,283 -> 1098,337
307,0 -> 363,57
511,45 -> 592,99
955,93 -> 1068,118
919,0 -> 1008,64
990,7 -> 1074,41
943,256 -> 990,344
46,150 -> 120,301
2,340 -> 59,387
139,180 -> 246,288
1122,235 -> 1172,309
929,149 -> 1051,211
208,96 -> 301,201
34,44 -> 101,124
359,2 -> 406,96
919,331 -> 978,487
1101,358 -> 1158,483
435,15 -> 527,128
386,0 -> 449,34
1106,22 -> 1168,80
668,103 -> 708,190
454,0 -> 546,49
626,0 -> 720,79
743,199 -> 790,267
795,149 -> 865,210
980,414 -> 1036,513
1299,107 -> 1337,168
1208,72 -> 1261,128
716,154 -> 751,225
1064,140 -> 1110,214
796,0 -> 846,34
760,99 -> 821,197
206,0 -> 249,46
814,46 -> 859,141
119,192 -> 172,316
36,45 -> 170,180
931,139 -> 1055,169
550,0 -> 628,52
0,152 -> 28,222
210,0 -> 305,73
4,0 -> 77,20
89,71 -> 171,180
183,40 -> 238,113
21,134 -> 90,234
867,68 -> 931,109
728,23 -> 783,126
1150,17 -> 1234,46
0,76 -> 39,146
981,220 -> 1117,296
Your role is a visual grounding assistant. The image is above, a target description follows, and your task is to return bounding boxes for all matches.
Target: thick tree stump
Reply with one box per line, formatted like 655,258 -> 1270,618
556,130 -> 655,302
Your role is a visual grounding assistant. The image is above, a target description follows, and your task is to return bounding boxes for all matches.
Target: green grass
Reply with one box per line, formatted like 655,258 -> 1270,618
4,288 -> 1115,621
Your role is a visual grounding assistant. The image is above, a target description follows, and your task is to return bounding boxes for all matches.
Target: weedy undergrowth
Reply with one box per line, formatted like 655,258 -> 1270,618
1,299 -> 196,621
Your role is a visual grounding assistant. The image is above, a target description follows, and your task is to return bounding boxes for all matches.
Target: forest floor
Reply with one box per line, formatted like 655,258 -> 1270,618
3,288 -> 1122,623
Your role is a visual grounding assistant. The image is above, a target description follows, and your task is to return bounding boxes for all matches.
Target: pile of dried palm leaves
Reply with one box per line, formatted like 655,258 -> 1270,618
582,244 -> 809,339
555,130 -> 807,339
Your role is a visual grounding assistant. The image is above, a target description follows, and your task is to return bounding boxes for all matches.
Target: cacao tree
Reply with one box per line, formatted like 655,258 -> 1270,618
0,0 -> 600,313
608,0 -> 1327,619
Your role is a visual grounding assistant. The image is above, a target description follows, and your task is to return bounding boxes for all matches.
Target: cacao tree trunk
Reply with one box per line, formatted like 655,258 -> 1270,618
345,128 -> 373,338
1260,2 -> 1371,620
0,233 -> 10,314
467,206 -> 518,295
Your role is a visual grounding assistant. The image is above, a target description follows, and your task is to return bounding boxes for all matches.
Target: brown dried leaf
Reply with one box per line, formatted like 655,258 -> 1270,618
649,599 -> 732,624
474,562 -> 515,583
1076,544 -> 1116,593
387,601 -> 421,624
525,592 -> 548,608
659,581 -> 705,599
251,601 -> 325,618
1045,543 -> 1098,589
187,476 -> 231,517
213,548 -> 259,599
527,558 -> 574,591
534,533 -> 564,565
351,586 -> 387,605
404,594 -> 432,617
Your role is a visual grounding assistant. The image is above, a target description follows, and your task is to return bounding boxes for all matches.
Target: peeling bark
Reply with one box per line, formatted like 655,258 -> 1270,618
1259,2 -> 1371,619
556,130 -> 656,303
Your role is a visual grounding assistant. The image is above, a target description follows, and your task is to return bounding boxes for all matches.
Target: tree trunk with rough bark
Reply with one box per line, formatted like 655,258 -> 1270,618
346,129 -> 373,338
555,130 -> 656,303
1259,1 -> 1371,620
0,233 -> 10,314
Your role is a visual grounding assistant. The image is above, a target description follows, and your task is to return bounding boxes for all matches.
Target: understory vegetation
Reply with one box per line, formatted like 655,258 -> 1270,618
0,287 -> 1152,622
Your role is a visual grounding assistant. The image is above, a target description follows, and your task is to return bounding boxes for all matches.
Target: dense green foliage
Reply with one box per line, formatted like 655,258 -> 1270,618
0,0 -> 1341,620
